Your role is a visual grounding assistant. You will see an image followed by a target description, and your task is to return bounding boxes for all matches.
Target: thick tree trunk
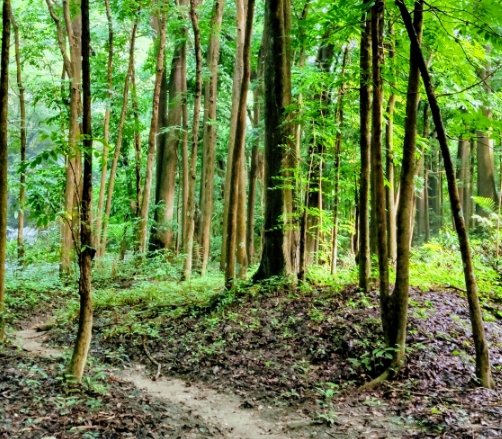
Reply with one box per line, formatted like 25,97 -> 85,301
99,19 -> 137,257
225,0 -> 254,288
183,0 -> 203,281
12,10 -> 26,264
95,0 -> 113,252
0,0 -> 11,342
371,0 -> 390,338
199,0 -> 224,276
150,7 -> 187,251
358,0 -> 372,292
396,0 -> 494,389
253,0 -> 294,281
476,109 -> 497,215
68,0 -> 92,382
138,5 -> 168,254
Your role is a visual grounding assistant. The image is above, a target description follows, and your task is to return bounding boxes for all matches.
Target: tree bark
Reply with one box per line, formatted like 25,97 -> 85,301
396,0 -> 494,389
68,0 -> 92,382
0,0 -> 11,342
199,0 -> 224,276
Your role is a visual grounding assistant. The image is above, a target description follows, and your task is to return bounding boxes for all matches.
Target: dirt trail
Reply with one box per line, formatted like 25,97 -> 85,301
13,323 -> 299,439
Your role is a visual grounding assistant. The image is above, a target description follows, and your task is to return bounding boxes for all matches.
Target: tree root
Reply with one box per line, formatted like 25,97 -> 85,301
143,339 -> 161,381
357,368 -> 392,392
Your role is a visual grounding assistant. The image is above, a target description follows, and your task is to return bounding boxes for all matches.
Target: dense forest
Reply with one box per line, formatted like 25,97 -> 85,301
0,0 -> 501,437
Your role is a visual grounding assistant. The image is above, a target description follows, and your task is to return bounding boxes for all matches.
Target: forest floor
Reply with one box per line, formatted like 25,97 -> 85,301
2,267 -> 502,438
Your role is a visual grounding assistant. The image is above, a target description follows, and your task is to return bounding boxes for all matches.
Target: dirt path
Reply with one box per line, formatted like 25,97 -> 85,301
13,322 -> 301,439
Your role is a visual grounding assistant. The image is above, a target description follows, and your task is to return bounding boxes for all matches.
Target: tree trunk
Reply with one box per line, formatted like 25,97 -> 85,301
94,0 -> 113,251
385,22 -> 397,262
457,137 -> 472,226
371,0 -> 390,338
138,4 -> 168,254
221,0 -> 246,272
387,0 -> 423,369
199,0 -> 224,276
11,9 -> 26,264
225,0 -> 254,288
358,0 -> 372,292
331,46 -> 349,275
253,0 -> 294,281
150,4 -> 187,251
183,0 -> 203,281
68,0 -> 92,382
0,0 -> 11,342
396,0 -> 494,389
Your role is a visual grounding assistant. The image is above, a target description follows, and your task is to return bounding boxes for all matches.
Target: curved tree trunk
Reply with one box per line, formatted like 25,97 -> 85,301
396,0 -> 494,389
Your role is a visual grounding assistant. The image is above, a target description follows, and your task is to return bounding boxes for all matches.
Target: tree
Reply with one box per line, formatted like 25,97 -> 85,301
253,0 -> 295,281
68,0 -> 92,381
138,1 -> 168,254
0,0 -> 11,342
396,0 -> 494,389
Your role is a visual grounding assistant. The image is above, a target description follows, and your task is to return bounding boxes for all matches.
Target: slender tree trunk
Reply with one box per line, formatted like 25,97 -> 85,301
387,0 -> 424,369
11,10 -> 26,264
253,0 -> 294,281
199,0 -> 224,276
68,0 -> 92,382
221,0 -> 246,271
457,137 -> 472,226
99,19 -> 137,256
0,0 -> 11,342
358,0 -> 372,292
131,56 -> 142,220
396,0 -> 494,389
183,0 -> 203,281
225,0 -> 254,288
95,0 -> 113,251
331,47 -> 349,274
371,0 -> 390,338
385,22 -> 397,262
138,4 -> 168,253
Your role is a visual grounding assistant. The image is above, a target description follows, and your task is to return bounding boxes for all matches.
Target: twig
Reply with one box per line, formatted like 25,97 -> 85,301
142,339 -> 161,380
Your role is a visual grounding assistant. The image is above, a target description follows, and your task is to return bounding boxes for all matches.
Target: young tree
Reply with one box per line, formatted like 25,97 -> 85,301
0,0 -> 11,342
11,8 -> 26,264
68,0 -> 92,381
396,0 -> 494,389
